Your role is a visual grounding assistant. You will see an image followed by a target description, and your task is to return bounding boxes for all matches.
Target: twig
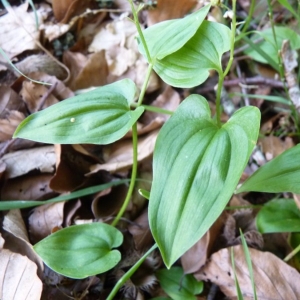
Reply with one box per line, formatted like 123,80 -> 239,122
236,63 -> 249,106
36,82 -> 58,111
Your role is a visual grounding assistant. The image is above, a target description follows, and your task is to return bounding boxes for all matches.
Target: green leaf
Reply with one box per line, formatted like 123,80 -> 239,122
0,179 -> 129,211
156,267 -> 203,300
153,21 -> 231,88
149,95 -> 260,267
245,27 -> 300,65
138,5 -> 211,61
34,223 -> 123,279
236,144 -> 300,193
256,199 -> 300,233
14,79 -> 143,144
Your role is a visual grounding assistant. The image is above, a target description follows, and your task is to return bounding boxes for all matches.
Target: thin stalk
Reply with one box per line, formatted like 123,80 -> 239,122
215,0 -> 237,127
241,0 -> 255,34
137,63 -> 153,106
128,0 -> 152,63
107,243 -> 158,300
111,123 -> 138,227
284,243 -> 300,262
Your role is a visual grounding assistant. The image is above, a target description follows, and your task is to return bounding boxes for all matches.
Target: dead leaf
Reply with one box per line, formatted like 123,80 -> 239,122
0,86 -> 26,115
196,246 -> 300,300
147,0 -> 198,25
1,174 -> 55,200
0,249 -> 42,300
2,209 -> 44,277
0,110 -> 25,142
1,146 -> 56,179
28,202 -> 65,244
89,129 -> 158,174
63,50 -> 108,90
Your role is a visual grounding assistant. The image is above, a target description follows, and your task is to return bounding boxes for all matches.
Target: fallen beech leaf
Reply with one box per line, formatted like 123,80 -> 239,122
196,246 -> 300,299
89,130 -> 158,174
63,50 -> 108,90
147,0 -> 197,25
1,174 -> 54,200
0,249 -> 42,300
0,110 -> 25,142
2,209 -> 44,276
20,81 -> 59,113
1,146 -> 56,179
28,202 -> 65,244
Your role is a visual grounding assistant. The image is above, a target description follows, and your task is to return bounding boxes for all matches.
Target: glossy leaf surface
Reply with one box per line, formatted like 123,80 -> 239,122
14,79 -> 143,144
156,267 -> 203,300
153,21 -> 231,88
236,144 -> 300,193
138,5 -> 210,60
34,223 -> 123,279
149,95 -> 260,267
256,199 -> 300,233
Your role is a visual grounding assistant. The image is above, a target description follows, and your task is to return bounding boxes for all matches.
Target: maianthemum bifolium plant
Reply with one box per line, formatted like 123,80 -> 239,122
5,0 -> 300,298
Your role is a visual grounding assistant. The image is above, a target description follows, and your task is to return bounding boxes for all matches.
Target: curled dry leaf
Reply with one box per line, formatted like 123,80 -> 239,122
196,246 -> 300,300
1,146 -> 56,179
20,81 -> 59,113
89,129 -> 158,174
2,209 -> 44,276
63,50 -> 108,90
28,202 -> 65,244
1,174 -> 54,200
0,249 -> 42,300
0,86 -> 26,114
147,0 -> 198,25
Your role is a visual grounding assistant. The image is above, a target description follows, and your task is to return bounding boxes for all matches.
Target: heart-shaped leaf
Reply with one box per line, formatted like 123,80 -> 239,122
138,5 -> 211,61
256,198 -> 300,233
34,223 -> 123,279
153,21 -> 231,88
14,79 -> 143,144
156,267 -> 203,300
236,144 -> 300,193
149,95 -> 260,267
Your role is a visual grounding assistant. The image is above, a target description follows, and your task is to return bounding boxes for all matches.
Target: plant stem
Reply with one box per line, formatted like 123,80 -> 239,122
137,63 -> 153,106
128,0 -> 152,63
284,242 -> 300,262
215,0 -> 237,127
107,243 -> 158,300
241,0 -> 255,34
111,122 -> 138,227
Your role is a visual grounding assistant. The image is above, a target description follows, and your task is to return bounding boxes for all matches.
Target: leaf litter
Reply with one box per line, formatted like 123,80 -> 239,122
0,0 -> 300,299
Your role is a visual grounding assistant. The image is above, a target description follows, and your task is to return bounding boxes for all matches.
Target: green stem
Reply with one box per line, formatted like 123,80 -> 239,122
284,242 -> 300,262
216,0 -> 237,127
128,0 -> 152,63
241,0 -> 255,34
137,63 -> 153,106
107,243 -> 158,300
111,123 -> 138,227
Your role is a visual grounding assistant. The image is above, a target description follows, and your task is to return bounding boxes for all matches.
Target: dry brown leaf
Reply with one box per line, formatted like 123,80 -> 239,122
147,0 -> 198,25
63,50 -> 108,90
0,110 -> 25,142
88,129 -> 158,174
1,174 -> 54,200
196,246 -> 300,300
259,135 -> 294,161
2,209 -> 44,276
0,249 -> 42,300
20,81 -> 59,113
28,202 -> 65,243
1,146 -> 56,179
0,86 -> 26,115
0,234 -> 4,249
0,3 -> 43,62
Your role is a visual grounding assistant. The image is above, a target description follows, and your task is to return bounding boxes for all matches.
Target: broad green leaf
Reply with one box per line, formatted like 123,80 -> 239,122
156,267 -> 203,300
34,223 -> 123,279
138,5 -> 211,60
149,95 -> 260,267
245,27 -> 300,64
0,179 -> 129,211
256,199 -> 300,233
236,144 -> 300,193
14,79 -> 144,144
153,21 -> 231,88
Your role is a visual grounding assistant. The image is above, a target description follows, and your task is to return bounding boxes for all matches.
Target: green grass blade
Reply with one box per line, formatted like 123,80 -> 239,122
231,247 -> 244,300
232,92 -> 290,104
